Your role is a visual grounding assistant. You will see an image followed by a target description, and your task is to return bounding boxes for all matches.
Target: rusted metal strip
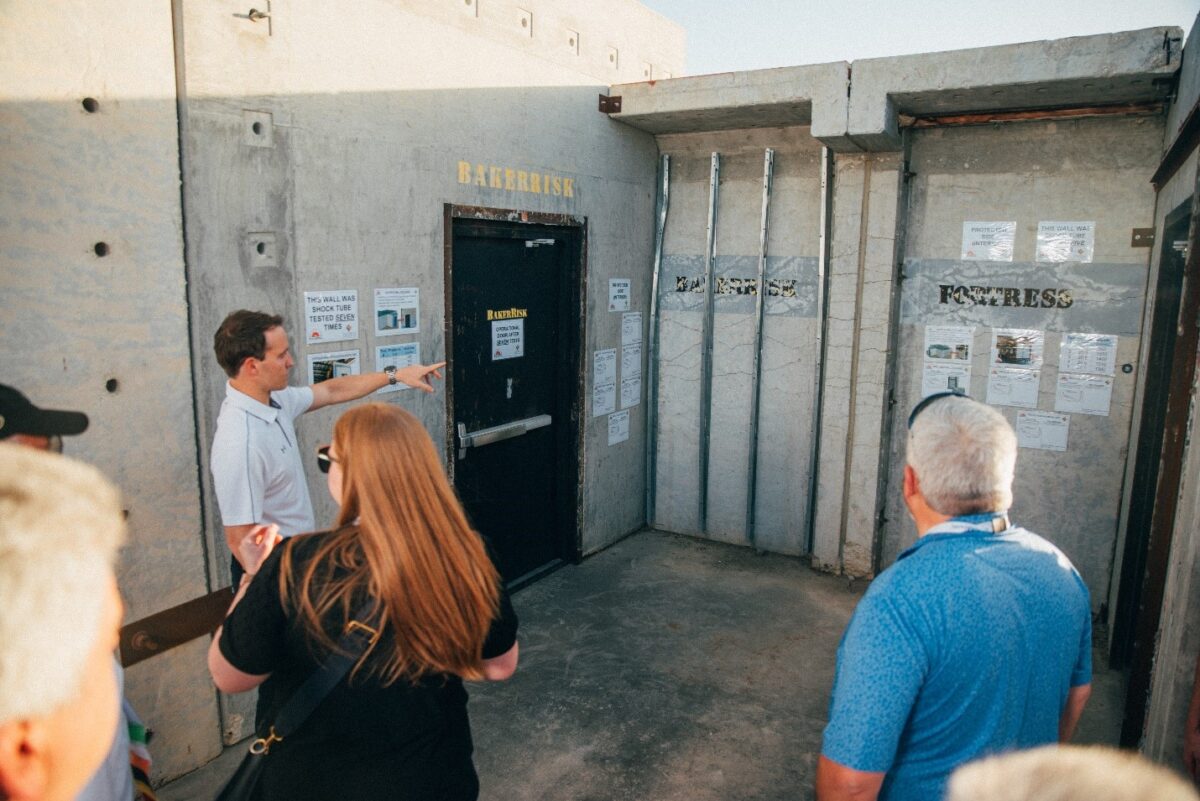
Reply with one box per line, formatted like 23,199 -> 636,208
119,587 -> 232,667
1151,99 -> 1200,191
900,102 -> 1164,130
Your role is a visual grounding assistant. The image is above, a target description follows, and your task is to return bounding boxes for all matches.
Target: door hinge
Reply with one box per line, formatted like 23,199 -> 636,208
598,94 -> 622,114
1131,228 -> 1155,248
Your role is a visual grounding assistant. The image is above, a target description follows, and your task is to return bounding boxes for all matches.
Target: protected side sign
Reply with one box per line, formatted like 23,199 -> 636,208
492,319 -> 524,360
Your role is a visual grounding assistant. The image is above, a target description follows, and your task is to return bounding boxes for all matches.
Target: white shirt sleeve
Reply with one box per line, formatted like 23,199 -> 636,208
275,385 -> 315,421
211,418 -> 264,527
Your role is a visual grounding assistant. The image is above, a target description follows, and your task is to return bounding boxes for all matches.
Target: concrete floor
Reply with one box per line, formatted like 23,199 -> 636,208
160,530 -> 1122,800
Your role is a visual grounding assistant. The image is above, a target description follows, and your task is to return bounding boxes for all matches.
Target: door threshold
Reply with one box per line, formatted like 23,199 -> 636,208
507,558 -> 568,593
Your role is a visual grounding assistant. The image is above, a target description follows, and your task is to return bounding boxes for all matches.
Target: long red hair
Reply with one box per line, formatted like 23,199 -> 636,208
281,403 -> 500,683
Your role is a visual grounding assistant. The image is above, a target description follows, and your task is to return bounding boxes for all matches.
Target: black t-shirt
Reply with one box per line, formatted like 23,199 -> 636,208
220,530 -> 518,801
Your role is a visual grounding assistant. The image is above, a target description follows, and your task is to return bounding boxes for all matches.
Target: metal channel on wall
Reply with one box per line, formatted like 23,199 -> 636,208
805,147 -> 834,554
645,154 -> 670,525
697,152 -> 721,531
745,148 -> 775,547
648,146 -> 828,552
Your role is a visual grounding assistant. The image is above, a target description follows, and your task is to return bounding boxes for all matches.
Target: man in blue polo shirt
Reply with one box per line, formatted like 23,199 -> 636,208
210,309 -> 443,583
817,393 -> 1092,801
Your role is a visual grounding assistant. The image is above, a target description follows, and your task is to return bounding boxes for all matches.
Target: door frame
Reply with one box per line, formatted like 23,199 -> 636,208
442,203 -> 588,572
1117,197 -> 1200,745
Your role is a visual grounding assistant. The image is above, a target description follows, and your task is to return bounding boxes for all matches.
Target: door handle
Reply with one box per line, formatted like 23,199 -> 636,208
457,414 -> 552,459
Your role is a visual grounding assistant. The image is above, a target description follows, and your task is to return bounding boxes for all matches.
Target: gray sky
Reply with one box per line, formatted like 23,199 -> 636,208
639,0 -> 1198,76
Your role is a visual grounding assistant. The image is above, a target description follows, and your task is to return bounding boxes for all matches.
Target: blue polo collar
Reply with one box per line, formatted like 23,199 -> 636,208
898,512 -> 1012,561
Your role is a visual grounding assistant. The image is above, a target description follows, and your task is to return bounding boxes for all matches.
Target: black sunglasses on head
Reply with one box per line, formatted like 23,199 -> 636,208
316,445 -> 337,474
907,389 -> 967,430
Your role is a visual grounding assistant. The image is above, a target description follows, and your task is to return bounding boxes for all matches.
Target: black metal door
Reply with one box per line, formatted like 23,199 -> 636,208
448,216 -> 582,586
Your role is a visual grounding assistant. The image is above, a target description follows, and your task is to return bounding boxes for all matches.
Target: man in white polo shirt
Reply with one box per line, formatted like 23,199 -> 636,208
211,309 -> 443,583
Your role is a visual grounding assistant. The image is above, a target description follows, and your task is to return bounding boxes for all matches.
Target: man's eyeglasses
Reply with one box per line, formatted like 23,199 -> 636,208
316,445 -> 338,474
907,390 -> 966,430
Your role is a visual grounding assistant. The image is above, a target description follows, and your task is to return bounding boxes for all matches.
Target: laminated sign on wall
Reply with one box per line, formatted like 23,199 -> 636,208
305,290 -> 359,343
609,279 -> 631,312
491,319 -> 524,360
1036,222 -> 1095,264
961,222 -> 1016,262
374,342 -> 421,394
375,287 -> 419,336
921,324 -> 973,397
593,349 -> 616,417
308,349 -> 361,385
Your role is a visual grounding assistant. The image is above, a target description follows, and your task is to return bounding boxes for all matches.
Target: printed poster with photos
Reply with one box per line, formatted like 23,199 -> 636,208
374,287 -> 419,336
308,349 -> 361,385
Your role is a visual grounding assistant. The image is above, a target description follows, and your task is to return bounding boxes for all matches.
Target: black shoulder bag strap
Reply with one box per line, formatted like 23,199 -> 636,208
214,599 -> 379,800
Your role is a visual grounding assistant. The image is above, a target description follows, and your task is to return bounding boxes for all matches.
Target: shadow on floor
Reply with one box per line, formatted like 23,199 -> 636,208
159,529 -> 1122,800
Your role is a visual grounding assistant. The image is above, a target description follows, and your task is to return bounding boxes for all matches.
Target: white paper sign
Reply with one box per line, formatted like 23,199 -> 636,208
1059,333 -> 1117,376
307,349 -> 361,385
608,410 -> 630,445
491,319 -> 524,360
962,221 -> 1016,262
592,383 -> 616,417
1055,373 -> 1113,416
1036,221 -> 1095,263
922,362 -> 972,397
622,312 -> 643,346
991,328 -> 1044,370
621,344 -> 642,379
609,279 -> 631,311
374,342 -> 421,394
987,367 -> 1041,409
924,325 -> 973,363
594,349 -> 617,385
1016,410 -> 1069,452
374,287 -> 419,336
304,290 -> 359,343
621,376 -> 641,409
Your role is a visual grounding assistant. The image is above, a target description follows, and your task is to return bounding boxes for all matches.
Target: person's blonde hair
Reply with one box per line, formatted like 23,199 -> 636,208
947,745 -> 1200,801
281,403 -> 501,683
0,444 -> 125,722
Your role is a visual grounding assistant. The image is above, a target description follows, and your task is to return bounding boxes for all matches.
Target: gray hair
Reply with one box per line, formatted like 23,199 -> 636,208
0,444 -> 125,722
906,395 -> 1016,516
947,745 -> 1200,801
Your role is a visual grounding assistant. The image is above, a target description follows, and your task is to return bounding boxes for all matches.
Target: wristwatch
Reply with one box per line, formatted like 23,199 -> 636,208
384,365 -> 397,385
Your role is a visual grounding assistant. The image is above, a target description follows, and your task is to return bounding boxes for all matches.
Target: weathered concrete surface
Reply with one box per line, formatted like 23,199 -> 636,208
841,27 -> 1182,151
810,153 -> 905,577
159,530 -> 1124,800
1141,9 -> 1200,771
176,0 -> 682,751
0,0 -> 219,780
880,115 -> 1162,611
653,127 -> 822,553
611,63 -> 849,137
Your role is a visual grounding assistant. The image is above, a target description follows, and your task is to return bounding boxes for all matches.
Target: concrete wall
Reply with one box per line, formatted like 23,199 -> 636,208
653,127 -> 822,554
1142,9 -> 1200,769
176,0 -> 682,749
879,116 -> 1163,609
0,0 -> 219,781
3,0 -> 684,782
809,152 -> 906,575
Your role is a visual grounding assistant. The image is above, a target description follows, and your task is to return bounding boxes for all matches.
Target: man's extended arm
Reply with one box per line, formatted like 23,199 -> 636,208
309,362 -> 445,411
1058,683 -> 1091,742
816,755 -> 886,801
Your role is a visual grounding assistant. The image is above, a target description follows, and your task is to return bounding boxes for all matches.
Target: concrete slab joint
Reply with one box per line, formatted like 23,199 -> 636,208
845,27 -> 1183,153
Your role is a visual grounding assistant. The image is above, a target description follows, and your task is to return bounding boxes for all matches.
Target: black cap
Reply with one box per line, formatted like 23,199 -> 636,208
0,385 -> 89,440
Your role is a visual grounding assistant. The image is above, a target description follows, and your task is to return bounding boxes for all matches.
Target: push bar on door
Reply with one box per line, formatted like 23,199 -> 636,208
457,414 -> 552,459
